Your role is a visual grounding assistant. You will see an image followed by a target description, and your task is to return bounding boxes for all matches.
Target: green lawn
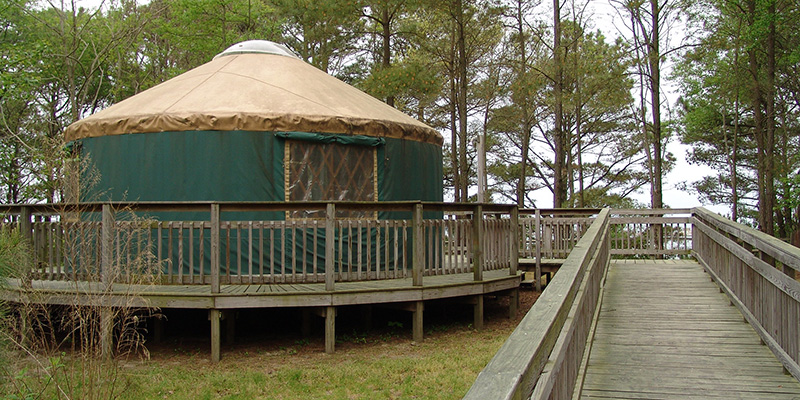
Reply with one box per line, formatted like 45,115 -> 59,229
116,324 -> 511,400
3,303 -> 536,400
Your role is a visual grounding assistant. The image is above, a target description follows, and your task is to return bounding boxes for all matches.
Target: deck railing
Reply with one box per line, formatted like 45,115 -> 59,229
5,204 -> 693,288
519,209 -> 596,260
610,209 -> 693,256
693,207 -> 800,380
518,208 -> 692,263
1,202 -> 519,292
464,209 -> 611,400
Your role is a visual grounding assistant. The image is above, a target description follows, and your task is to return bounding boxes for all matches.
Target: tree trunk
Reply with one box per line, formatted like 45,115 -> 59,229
381,7 -> 394,107
516,0 -> 530,208
456,0 -> 469,202
732,52 -> 740,222
553,0 -> 567,208
747,0 -> 774,235
648,0 -> 663,210
763,0 -> 776,235
448,24 -> 460,202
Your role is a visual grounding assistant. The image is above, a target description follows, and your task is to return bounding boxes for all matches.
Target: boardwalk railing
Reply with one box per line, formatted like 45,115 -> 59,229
693,207 -> 800,380
519,209 -> 596,260
1,202 -> 519,292
610,209 -> 692,256
518,208 -> 692,263
464,209 -> 611,400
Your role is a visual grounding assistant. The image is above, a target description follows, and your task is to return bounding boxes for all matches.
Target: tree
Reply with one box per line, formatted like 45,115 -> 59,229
551,0 -> 567,208
612,0 -> 680,210
275,0 -> 363,74
677,0 -> 800,236
561,26 -> 650,207
416,0 -> 503,202
0,0 -> 40,203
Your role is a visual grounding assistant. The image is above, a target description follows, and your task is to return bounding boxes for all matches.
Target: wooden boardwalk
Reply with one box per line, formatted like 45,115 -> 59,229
1,268 -> 520,309
579,260 -> 800,399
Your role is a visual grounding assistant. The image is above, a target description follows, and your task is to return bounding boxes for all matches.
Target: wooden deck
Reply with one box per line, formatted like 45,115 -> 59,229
1,268 -> 521,310
578,260 -> 800,399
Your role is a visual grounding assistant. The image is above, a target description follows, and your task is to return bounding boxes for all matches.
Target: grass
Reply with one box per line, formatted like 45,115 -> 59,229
116,323 -> 515,400
0,296 -> 539,400
1,291 -> 538,400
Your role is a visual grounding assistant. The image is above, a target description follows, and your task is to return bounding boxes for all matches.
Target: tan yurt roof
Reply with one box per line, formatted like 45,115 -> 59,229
64,40 -> 442,145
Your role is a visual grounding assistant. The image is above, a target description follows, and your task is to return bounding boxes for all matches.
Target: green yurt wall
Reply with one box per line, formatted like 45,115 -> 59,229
64,40 -> 443,278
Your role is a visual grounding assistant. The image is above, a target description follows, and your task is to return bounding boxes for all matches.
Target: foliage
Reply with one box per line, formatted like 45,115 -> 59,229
675,0 -> 800,235
1,0 -> 797,213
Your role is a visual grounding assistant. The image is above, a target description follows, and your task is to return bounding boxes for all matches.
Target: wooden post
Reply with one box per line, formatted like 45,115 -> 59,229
101,204 -> 115,286
225,311 -> 235,345
210,204 -> 220,294
210,309 -> 221,362
509,288 -> 519,318
302,309 -> 312,338
535,209 -> 542,292
325,204 -> 336,292
325,306 -> 336,354
412,203 -> 424,286
473,294 -> 484,330
100,204 -> 115,360
473,204 -> 484,282
362,305 -> 373,331
412,301 -> 424,342
510,206 -> 519,276
153,315 -> 164,344
100,307 -> 114,360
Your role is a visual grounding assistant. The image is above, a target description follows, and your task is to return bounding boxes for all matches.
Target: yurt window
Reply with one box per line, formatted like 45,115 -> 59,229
285,140 -> 377,219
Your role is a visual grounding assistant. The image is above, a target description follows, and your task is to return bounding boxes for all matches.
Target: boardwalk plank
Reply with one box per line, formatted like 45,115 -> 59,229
578,260 -> 800,399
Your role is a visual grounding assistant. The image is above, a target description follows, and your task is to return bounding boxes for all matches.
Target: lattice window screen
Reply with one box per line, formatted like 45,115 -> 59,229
285,140 -> 376,219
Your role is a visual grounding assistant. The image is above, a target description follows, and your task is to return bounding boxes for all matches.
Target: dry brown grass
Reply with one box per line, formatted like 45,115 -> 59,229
109,290 -> 540,400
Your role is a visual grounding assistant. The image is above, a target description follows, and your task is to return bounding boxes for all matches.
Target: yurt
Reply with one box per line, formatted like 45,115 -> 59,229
63,40 -> 443,278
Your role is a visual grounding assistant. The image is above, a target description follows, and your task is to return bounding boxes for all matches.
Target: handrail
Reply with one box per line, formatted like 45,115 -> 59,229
463,209 -> 610,400
0,201 -> 518,215
1,201 -> 520,290
693,207 -> 800,380
608,208 -> 693,256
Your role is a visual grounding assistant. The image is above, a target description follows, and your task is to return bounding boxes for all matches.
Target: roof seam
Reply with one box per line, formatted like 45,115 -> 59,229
216,70 -> 343,117
162,56 -> 236,113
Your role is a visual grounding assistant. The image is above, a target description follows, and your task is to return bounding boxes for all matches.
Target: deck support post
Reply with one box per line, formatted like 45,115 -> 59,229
325,204 -> 336,292
473,294 -> 484,330
225,311 -> 235,345
362,305 -> 372,331
302,309 -> 312,338
153,315 -> 164,344
210,204 -> 220,294
535,209 -> 542,291
18,207 -> 33,347
209,309 -> 221,362
508,288 -> 519,318
473,204 -> 484,282
100,307 -> 114,360
100,204 -> 115,360
324,306 -> 336,354
412,203 -> 424,286
412,301 -> 424,342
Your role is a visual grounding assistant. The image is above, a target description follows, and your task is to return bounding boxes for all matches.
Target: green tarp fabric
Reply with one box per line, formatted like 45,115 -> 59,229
275,131 -> 385,147
78,130 -> 442,276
